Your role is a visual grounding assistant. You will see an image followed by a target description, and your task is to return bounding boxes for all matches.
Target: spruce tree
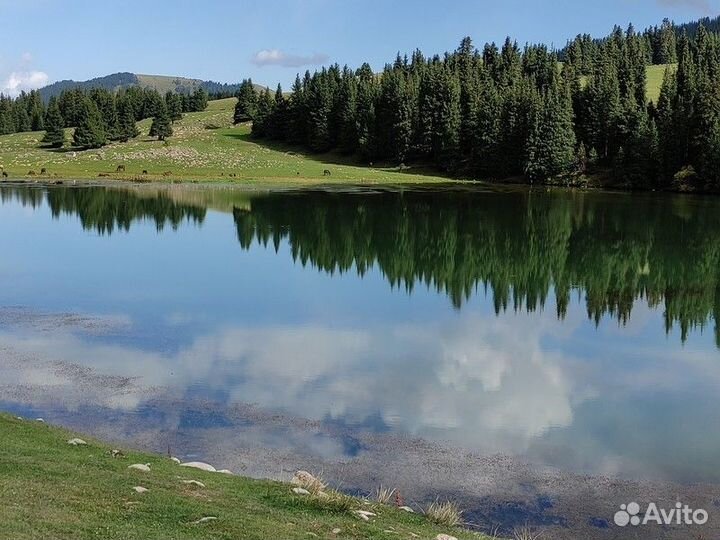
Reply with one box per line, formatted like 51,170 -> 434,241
149,102 -> 173,140
42,98 -> 65,148
525,81 -> 576,182
251,88 -> 275,138
72,97 -> 106,149
165,92 -> 183,123
117,97 -> 139,142
234,79 -> 257,124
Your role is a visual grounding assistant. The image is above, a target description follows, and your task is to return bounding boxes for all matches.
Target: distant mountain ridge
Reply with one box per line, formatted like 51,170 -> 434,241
38,72 -> 262,101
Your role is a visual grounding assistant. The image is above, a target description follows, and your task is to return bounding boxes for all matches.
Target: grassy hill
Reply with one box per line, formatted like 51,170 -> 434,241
0,98 -> 449,184
0,414 -> 482,540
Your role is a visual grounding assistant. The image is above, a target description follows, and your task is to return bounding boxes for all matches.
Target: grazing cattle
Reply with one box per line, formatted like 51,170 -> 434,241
28,170 -> 36,176
296,171 -> 300,175
142,170 -> 148,175
323,169 -> 331,176
40,168 -> 47,175
116,165 -> 126,173
2,171 -> 8,178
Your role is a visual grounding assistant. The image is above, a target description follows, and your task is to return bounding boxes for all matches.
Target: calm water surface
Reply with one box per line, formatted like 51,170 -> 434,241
1,184 -> 719,488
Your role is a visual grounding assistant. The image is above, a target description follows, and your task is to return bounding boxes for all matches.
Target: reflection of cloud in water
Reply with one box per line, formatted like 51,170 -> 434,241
0,308 -> 582,455
3,304 -> 720,484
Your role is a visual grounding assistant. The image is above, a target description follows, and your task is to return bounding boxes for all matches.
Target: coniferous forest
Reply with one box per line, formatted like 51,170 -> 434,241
236,17 -> 720,191
0,87 -> 209,149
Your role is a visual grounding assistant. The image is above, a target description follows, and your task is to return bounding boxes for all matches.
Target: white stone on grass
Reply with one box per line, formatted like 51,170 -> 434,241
193,516 -> 217,524
216,469 -> 233,475
128,464 -> 151,472
170,457 -> 181,464
182,480 -> 206,488
179,461 -> 216,472
353,510 -> 376,521
132,486 -> 148,494
399,505 -> 414,513
67,438 -> 87,446
292,487 -> 310,495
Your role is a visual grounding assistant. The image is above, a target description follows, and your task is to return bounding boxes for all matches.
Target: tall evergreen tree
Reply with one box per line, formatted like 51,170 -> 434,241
42,97 -> 65,148
234,79 -> 257,124
72,97 -> 106,149
165,92 -> 183,123
117,97 -> 139,142
149,101 -> 173,140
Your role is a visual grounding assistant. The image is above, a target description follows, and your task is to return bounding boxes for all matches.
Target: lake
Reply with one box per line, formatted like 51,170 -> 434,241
1,183 -> 719,538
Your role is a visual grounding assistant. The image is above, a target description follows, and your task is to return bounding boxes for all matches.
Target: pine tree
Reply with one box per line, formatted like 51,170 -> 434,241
90,88 -> 118,140
234,79 -> 257,124
251,88 -> 275,138
15,105 -> 31,132
117,97 -> 139,142
72,97 -> 106,149
149,101 -> 173,140
525,81 -> 576,182
28,90 -> 45,131
189,88 -> 208,112
42,97 -> 65,148
166,92 -> 183,123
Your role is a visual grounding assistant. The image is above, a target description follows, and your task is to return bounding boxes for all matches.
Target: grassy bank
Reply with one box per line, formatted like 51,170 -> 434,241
0,98 -> 450,185
0,414 -> 483,540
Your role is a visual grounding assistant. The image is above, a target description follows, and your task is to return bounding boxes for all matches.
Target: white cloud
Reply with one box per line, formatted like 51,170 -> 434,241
2,70 -> 48,97
251,49 -> 329,68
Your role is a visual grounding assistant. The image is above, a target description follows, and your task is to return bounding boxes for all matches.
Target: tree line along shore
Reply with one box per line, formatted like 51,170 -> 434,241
2,16 -> 720,190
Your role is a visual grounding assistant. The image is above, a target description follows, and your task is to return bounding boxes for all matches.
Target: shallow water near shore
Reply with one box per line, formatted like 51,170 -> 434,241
1,183 -> 719,538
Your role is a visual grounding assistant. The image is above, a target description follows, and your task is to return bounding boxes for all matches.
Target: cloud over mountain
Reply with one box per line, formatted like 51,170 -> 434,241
251,49 -> 329,68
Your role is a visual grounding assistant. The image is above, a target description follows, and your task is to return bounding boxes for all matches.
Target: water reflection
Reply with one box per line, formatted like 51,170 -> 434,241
0,184 -> 719,488
5,184 -> 719,344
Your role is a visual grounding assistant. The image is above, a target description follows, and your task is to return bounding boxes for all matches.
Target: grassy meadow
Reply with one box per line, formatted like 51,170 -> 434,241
0,414 -> 484,540
0,98 -> 450,184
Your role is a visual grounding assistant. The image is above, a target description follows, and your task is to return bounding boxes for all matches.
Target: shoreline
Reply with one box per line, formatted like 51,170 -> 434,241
1,330 -> 717,540
0,413 -> 481,540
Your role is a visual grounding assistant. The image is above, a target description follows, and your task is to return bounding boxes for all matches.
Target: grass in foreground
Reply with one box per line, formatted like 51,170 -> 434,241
0,98 -> 451,185
0,414 -> 484,540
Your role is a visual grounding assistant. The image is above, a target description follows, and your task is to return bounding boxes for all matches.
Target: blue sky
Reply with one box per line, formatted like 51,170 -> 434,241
1,0 -> 718,95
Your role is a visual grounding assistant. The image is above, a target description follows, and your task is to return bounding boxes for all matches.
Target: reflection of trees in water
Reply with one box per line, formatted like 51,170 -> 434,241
233,190 -> 720,346
2,185 -> 717,345
2,186 -> 207,234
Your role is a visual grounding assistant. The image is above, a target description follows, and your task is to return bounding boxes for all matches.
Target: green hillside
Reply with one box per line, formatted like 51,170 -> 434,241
0,414 -> 481,540
0,98 -> 449,184
646,63 -> 676,103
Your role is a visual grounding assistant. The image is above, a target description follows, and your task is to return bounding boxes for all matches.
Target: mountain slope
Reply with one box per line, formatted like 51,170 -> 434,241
38,72 -> 258,101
